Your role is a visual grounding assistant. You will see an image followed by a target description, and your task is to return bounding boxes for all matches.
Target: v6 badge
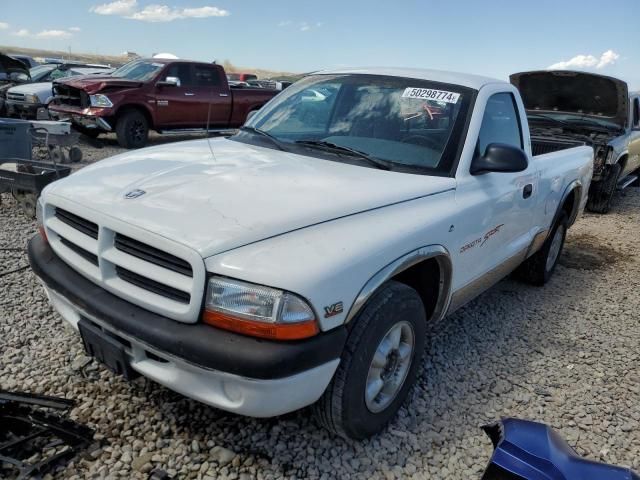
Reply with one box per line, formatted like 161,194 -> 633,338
324,301 -> 344,318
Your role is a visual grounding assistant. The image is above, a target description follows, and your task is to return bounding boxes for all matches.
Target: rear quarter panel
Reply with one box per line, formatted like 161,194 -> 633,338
532,146 -> 593,230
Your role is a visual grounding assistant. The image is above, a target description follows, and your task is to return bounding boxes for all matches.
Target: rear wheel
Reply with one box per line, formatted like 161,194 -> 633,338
116,110 -> 149,149
313,281 -> 426,439
587,163 -> 621,214
516,212 -> 568,286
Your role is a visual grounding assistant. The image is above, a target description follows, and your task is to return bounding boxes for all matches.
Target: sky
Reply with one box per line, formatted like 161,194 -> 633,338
1,0 -> 639,88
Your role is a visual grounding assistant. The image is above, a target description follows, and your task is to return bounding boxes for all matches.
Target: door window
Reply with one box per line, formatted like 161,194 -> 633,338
633,98 -> 640,127
164,64 -> 192,86
193,66 -> 221,86
477,93 -> 523,155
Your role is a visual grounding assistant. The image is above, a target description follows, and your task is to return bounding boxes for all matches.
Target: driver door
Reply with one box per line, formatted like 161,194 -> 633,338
154,63 -> 199,127
453,92 -> 538,296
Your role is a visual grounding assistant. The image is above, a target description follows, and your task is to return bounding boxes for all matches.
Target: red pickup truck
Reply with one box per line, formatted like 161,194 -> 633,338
48,59 -> 279,148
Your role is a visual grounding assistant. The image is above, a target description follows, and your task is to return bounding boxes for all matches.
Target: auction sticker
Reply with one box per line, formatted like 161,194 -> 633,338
402,87 -> 460,103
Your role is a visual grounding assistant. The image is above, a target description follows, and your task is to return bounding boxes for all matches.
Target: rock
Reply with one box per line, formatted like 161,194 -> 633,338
132,453 -> 154,472
210,446 -> 236,466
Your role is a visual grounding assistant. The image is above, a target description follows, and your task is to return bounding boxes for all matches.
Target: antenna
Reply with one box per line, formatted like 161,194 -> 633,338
205,76 -> 218,162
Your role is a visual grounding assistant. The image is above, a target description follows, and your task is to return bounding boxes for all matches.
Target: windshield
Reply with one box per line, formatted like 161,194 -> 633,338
111,60 -> 164,81
241,74 -> 473,174
30,65 -> 56,81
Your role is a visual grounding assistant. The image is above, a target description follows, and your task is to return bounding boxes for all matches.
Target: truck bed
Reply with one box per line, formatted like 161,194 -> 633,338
531,135 -> 586,157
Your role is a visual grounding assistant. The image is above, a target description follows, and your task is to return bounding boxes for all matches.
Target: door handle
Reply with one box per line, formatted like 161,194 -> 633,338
184,93 -> 195,96
523,184 -> 533,199
219,93 -> 229,97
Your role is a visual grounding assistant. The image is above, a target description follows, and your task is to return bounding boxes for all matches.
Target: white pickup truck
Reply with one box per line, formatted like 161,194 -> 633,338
28,68 -> 593,439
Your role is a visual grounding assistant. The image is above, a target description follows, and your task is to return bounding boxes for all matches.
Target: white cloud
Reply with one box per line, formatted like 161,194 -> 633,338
596,49 -> 620,69
181,6 -> 229,18
36,29 -> 73,39
0,22 -> 9,30
91,0 -> 137,16
68,26 -> 82,32
90,0 -> 229,22
12,29 -> 30,37
279,20 -> 322,31
548,50 -> 621,70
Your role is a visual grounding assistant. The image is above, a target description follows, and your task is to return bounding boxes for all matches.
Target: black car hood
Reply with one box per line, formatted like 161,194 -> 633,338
510,70 -> 628,129
0,53 -> 30,79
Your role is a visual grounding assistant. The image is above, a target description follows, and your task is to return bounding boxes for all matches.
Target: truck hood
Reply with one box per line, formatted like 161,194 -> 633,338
510,70 -> 628,129
8,81 -> 53,99
0,53 -> 30,83
46,138 -> 455,258
54,76 -> 142,94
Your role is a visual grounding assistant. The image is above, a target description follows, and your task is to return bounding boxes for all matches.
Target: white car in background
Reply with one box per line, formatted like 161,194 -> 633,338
6,65 -> 113,118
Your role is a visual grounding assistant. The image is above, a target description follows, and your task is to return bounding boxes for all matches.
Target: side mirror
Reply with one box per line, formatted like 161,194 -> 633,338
157,76 -> 180,88
470,143 -> 528,175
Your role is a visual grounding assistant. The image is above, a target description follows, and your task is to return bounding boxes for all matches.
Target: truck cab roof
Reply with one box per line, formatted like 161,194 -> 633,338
317,67 -> 505,90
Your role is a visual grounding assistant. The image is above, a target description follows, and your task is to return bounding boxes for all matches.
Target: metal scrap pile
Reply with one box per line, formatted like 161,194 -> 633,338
0,391 -> 95,479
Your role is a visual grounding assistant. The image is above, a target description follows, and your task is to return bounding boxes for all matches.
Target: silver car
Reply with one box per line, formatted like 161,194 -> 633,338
511,70 -> 640,213
6,65 -> 113,119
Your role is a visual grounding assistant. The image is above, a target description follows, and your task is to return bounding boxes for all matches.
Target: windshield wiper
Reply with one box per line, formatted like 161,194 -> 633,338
294,139 -> 391,171
240,126 -> 286,151
527,114 -> 571,127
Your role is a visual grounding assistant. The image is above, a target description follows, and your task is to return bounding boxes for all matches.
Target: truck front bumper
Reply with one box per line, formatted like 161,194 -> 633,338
28,234 -> 345,417
48,105 -> 113,131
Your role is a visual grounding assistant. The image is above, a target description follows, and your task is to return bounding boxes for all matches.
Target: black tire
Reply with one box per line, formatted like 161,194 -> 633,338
587,163 -> 621,214
313,281 -> 426,439
516,212 -> 568,286
115,110 -> 149,149
75,126 -> 101,139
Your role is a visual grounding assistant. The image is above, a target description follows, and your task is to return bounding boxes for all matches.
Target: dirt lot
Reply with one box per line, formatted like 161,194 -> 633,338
1,136 -> 639,479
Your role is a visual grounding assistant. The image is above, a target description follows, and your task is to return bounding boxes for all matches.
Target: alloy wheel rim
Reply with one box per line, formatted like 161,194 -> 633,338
130,120 -> 145,142
546,225 -> 565,272
365,321 -> 415,413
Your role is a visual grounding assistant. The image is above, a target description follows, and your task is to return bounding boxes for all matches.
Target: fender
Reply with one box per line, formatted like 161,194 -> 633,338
115,102 -> 155,127
554,179 -> 583,228
527,179 -> 583,259
345,245 -> 453,325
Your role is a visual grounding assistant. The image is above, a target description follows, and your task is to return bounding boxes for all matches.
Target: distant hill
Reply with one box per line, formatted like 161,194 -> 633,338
1,44 -> 300,80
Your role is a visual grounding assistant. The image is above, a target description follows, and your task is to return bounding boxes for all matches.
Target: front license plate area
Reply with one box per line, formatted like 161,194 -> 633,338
78,319 -> 139,380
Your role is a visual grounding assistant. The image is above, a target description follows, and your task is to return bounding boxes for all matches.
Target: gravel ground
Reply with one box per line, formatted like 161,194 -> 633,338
1,136 -> 639,479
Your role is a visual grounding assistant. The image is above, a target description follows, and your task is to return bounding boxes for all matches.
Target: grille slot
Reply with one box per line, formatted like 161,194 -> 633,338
59,236 -> 98,265
55,208 -> 99,239
115,266 -> 191,304
115,233 -> 193,277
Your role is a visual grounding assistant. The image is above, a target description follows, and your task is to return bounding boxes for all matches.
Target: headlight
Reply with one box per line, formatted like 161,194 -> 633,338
25,94 -> 40,104
202,276 -> 318,340
89,94 -> 113,108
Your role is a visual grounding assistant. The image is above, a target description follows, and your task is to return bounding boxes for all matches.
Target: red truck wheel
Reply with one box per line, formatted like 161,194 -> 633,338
116,110 -> 149,149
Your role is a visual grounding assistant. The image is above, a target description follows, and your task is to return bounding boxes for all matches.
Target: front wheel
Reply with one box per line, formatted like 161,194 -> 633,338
115,110 -> 149,149
313,281 -> 426,439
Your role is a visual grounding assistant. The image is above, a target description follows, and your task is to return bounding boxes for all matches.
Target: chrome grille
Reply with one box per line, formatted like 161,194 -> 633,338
7,92 -> 25,102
